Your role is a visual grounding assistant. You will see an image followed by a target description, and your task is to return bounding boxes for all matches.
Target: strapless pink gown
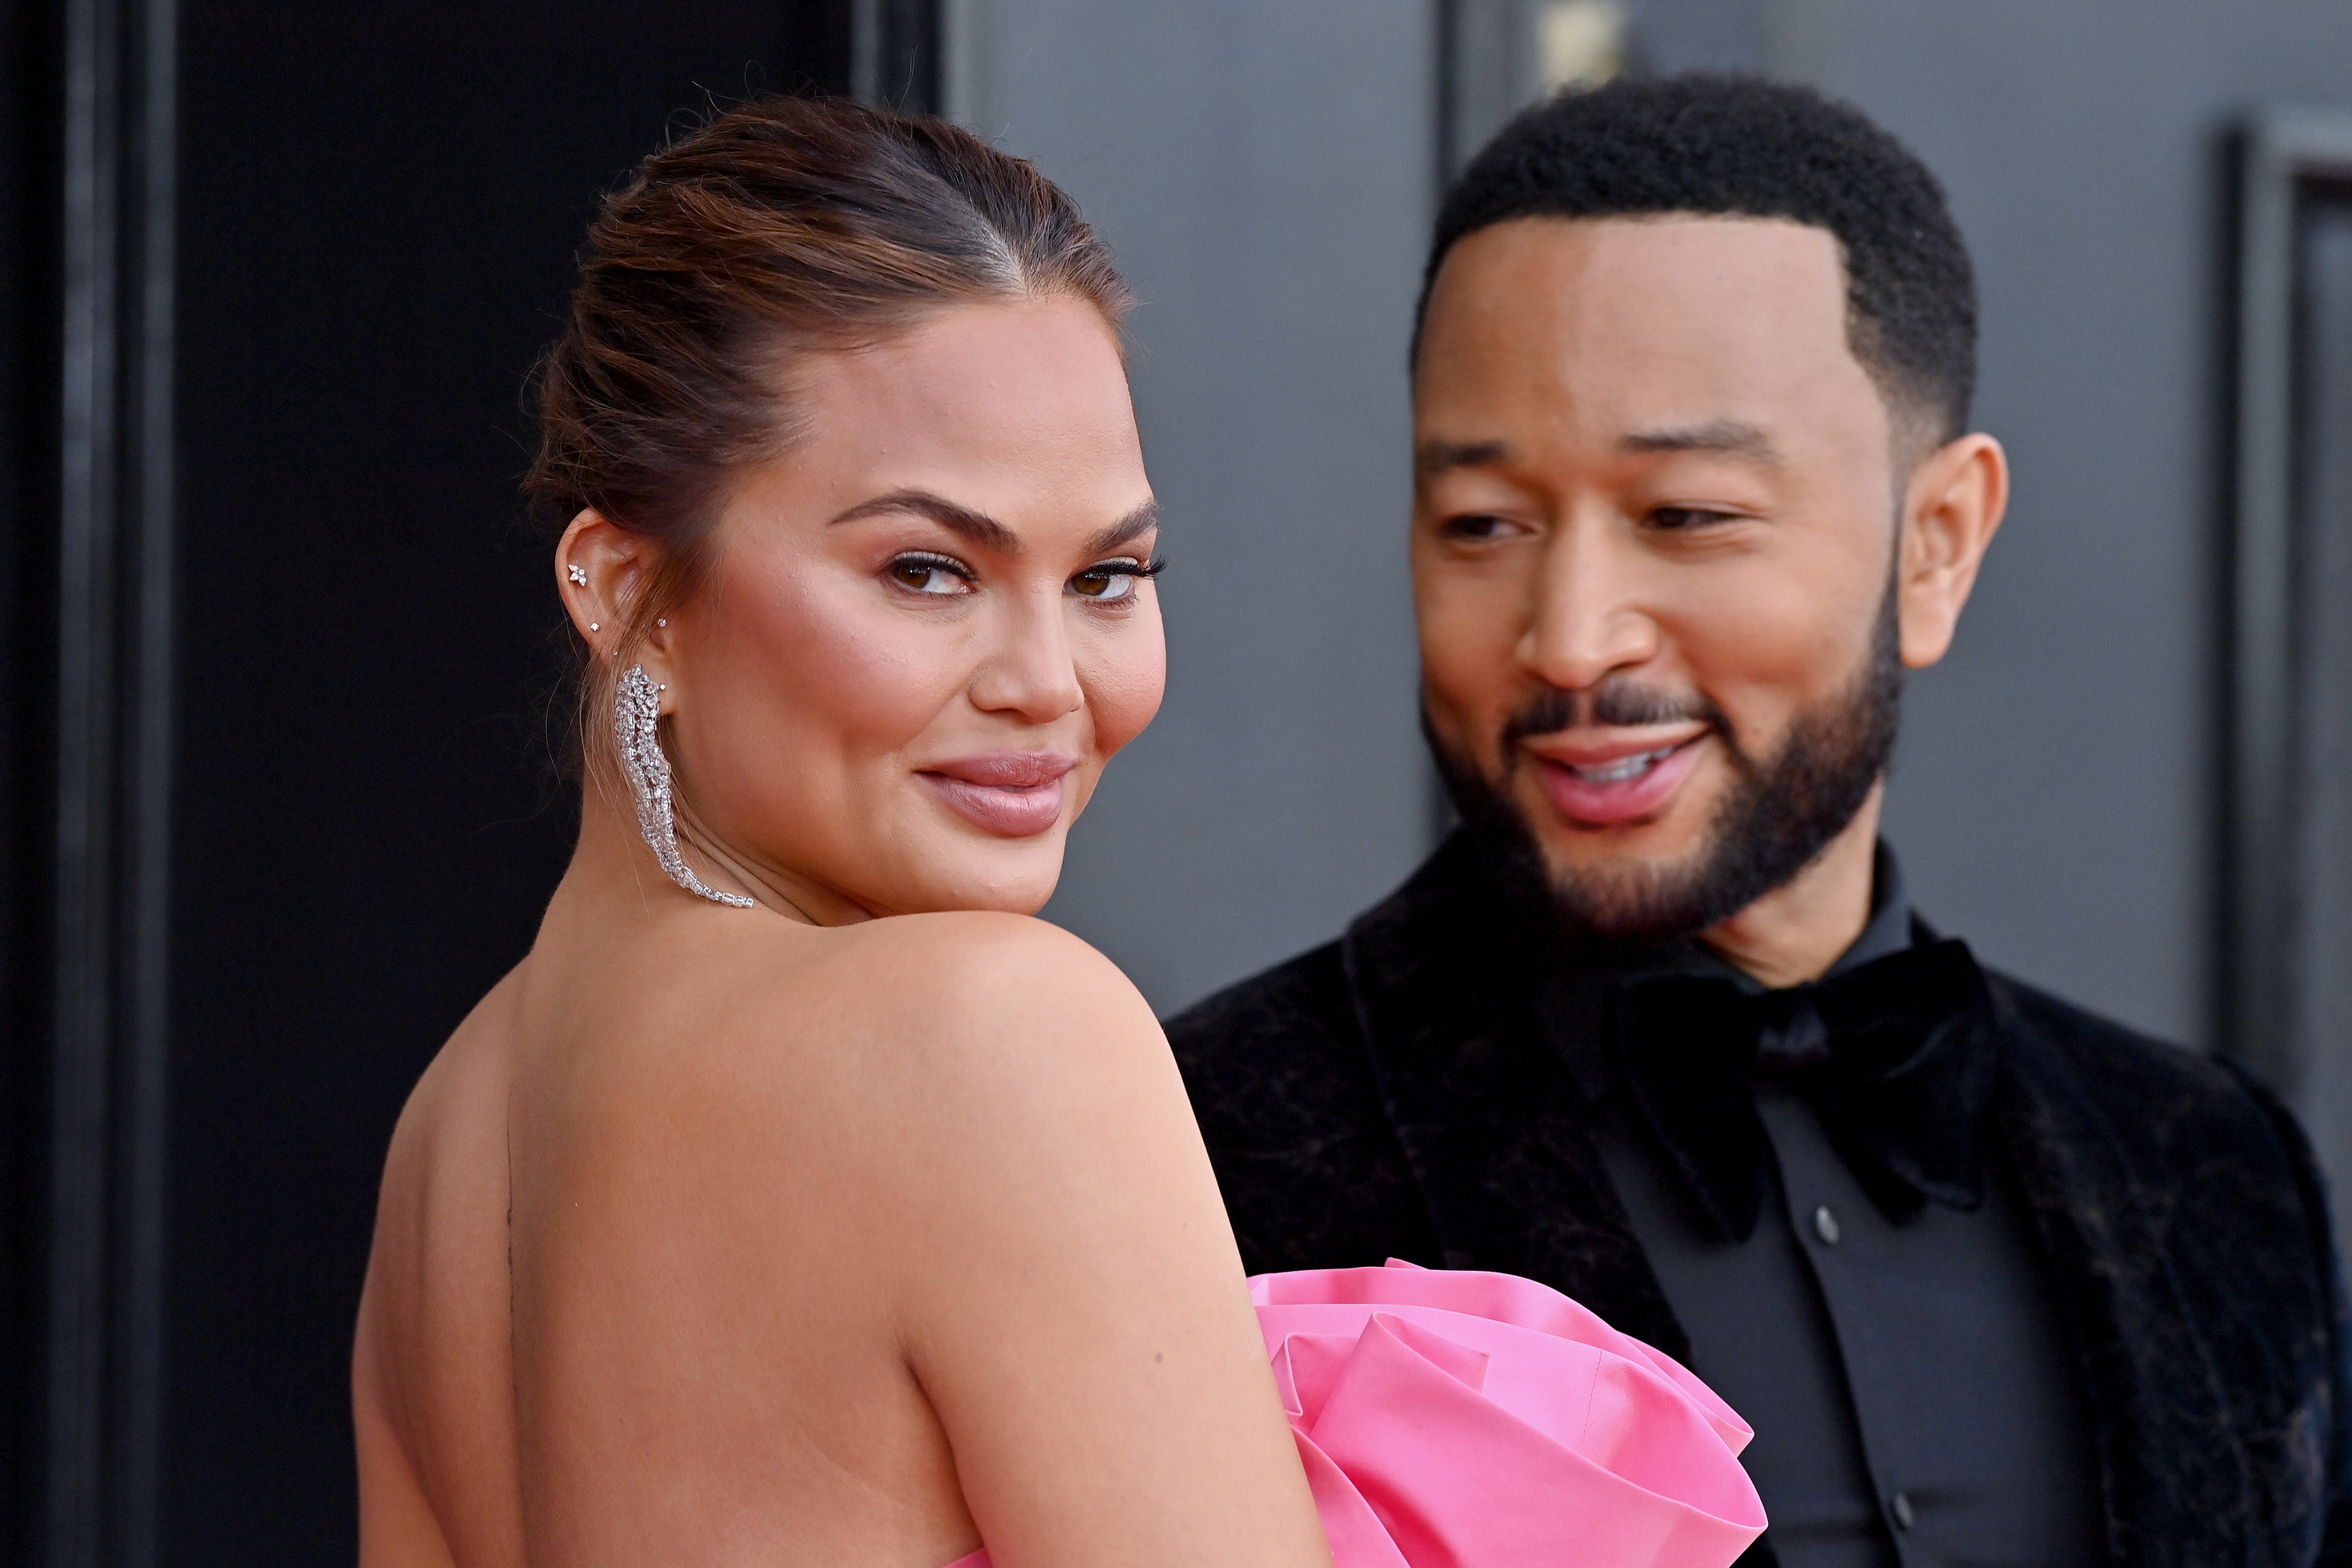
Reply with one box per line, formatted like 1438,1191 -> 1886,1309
943,1261 -> 1765,1567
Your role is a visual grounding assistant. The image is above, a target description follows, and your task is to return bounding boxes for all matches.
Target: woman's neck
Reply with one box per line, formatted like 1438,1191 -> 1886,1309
557,786 -> 877,929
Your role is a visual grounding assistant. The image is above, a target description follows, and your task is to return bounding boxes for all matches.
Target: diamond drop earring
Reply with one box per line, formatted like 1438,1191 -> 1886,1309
613,665 -> 756,909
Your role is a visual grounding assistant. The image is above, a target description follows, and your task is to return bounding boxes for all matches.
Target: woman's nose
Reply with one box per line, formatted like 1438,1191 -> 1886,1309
968,590 -> 1084,723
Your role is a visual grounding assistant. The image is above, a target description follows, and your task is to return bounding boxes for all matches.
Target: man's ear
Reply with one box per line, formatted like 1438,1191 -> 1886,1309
556,510 -> 666,669
1895,432 -> 2008,670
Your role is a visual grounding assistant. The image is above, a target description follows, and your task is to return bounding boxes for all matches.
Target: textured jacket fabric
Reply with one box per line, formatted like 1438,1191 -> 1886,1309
1167,837 -> 2352,1567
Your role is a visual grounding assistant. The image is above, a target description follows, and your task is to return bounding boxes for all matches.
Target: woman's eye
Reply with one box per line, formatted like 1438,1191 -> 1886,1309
1069,557 -> 1157,602
887,554 -> 972,595
1069,567 -> 1135,601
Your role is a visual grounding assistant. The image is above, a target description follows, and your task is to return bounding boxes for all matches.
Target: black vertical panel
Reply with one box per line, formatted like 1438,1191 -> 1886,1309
164,6 -> 848,1560
42,0 -> 178,1557
2,0 -> 67,1558
880,0 -> 942,113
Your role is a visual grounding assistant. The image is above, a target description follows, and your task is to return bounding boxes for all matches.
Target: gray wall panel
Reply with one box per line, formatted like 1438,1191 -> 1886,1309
2292,201 -> 2352,1250
1751,0 -> 2352,1047
953,0 -> 1437,1013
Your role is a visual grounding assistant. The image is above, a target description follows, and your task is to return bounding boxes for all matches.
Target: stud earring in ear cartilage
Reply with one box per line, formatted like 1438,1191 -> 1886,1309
567,564 -> 587,586
656,618 -> 667,627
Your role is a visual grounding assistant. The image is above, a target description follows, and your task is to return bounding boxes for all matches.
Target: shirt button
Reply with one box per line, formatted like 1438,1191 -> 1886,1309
1889,1490 -> 1916,1530
1812,1204 -> 1841,1245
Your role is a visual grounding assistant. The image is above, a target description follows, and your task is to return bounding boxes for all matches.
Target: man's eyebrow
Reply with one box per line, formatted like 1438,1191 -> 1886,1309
1415,438 -> 1515,477
1620,419 -> 1780,465
1402,439 -> 1515,474
828,489 -> 1019,553
1080,499 -> 1160,557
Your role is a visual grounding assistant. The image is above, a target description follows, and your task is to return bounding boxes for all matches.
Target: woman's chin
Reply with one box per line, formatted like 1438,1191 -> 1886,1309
873,833 -> 1069,918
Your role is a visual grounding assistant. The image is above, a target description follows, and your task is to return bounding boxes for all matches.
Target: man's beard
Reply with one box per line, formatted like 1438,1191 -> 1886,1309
1428,590 -> 1902,947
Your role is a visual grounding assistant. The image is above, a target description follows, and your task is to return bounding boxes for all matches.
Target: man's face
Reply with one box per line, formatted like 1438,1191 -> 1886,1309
1412,216 -> 1904,938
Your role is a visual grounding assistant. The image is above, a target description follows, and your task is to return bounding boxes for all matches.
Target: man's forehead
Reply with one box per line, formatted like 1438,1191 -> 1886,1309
1432,211 -> 1845,294
1414,213 -> 1871,447
1425,215 -> 1839,364
1414,417 -> 1785,479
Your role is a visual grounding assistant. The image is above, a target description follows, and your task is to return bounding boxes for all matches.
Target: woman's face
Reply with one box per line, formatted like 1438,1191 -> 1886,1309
653,294 -> 1163,919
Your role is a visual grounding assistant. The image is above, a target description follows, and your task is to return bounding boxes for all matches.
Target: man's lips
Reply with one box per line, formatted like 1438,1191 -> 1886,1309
1524,728 -> 1710,826
918,751 -> 1076,838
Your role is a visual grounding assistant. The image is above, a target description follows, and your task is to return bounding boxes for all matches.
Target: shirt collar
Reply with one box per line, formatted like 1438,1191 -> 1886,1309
1682,840 -> 1911,994
1543,840 -> 1915,1101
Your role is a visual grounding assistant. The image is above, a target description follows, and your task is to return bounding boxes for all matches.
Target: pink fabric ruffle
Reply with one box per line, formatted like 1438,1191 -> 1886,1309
942,1261 -> 1764,1568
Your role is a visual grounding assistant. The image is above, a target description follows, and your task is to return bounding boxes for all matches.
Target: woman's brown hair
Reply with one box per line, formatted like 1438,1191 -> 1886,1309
527,95 -> 1131,790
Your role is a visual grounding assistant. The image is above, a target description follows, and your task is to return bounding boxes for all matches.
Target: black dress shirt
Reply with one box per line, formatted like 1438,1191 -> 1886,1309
1544,850 -> 2104,1566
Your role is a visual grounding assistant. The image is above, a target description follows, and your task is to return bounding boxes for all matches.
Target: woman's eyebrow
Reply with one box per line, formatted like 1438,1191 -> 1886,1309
829,489 -> 1019,553
1081,499 -> 1160,556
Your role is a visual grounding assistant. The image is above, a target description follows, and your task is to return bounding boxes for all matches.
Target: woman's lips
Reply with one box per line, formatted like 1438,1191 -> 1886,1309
1530,735 -> 1706,826
918,751 -> 1076,838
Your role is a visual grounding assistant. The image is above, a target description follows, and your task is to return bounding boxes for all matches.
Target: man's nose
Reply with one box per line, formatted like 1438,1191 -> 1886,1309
1518,519 -> 1661,693
968,590 -> 1085,723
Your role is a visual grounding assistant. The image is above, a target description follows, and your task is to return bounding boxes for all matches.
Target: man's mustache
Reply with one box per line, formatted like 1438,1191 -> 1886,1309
1499,680 -> 1730,751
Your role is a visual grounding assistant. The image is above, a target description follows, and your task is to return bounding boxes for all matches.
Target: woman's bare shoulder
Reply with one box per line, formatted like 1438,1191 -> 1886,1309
557,909 -> 1192,1290
682,911 -> 1173,1163
549,911 -> 1171,1200
818,910 -> 1155,1051
378,964 -> 525,1200
365,964 -> 526,1358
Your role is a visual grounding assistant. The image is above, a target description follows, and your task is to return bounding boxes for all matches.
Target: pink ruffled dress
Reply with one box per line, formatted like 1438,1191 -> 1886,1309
946,1261 -> 1766,1567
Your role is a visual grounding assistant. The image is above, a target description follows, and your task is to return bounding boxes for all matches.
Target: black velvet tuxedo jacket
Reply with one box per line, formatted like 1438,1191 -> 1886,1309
1167,837 -> 2352,1567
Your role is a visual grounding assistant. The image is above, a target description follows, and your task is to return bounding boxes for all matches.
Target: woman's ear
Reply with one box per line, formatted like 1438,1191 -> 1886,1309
1894,432 -> 2009,670
557,510 -> 658,667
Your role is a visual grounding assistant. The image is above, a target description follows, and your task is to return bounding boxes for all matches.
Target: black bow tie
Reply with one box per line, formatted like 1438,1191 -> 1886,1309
1610,938 -> 2000,1245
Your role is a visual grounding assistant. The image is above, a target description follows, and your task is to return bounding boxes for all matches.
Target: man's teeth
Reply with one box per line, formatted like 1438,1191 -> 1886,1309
1569,746 -> 1677,785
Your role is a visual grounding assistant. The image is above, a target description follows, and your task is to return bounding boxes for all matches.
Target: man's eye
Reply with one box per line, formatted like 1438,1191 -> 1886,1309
1439,514 -> 1512,540
1649,506 -> 1739,531
887,553 -> 972,595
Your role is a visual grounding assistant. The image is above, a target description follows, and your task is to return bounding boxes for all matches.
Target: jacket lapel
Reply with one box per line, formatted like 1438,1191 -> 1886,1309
1337,837 -> 1687,1357
1994,978 -> 2257,1568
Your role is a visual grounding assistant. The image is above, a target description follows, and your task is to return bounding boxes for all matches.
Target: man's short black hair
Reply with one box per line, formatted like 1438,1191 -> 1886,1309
1418,73 -> 1977,448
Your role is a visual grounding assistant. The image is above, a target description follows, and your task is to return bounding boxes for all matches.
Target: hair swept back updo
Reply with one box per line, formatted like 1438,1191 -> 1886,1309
528,94 -> 1132,790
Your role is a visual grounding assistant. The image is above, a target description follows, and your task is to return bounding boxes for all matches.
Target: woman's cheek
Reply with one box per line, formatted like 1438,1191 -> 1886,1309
749,574 -> 966,746
1080,608 -> 1167,760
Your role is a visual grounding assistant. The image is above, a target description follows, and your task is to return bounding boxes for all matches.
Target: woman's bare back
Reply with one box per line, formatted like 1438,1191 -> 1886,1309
358,897 -> 977,1566
355,966 -> 528,1568
357,873 -> 1323,1568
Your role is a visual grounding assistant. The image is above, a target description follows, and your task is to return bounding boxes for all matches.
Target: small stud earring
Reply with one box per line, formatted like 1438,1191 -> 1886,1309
567,564 -> 587,586
589,622 -> 600,631
656,618 -> 667,627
